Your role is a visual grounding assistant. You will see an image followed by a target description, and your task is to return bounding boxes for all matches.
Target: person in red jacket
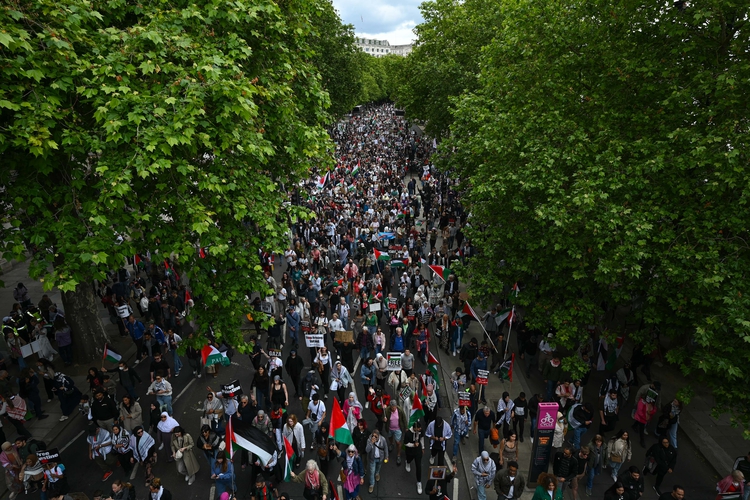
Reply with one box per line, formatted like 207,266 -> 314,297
367,387 -> 391,433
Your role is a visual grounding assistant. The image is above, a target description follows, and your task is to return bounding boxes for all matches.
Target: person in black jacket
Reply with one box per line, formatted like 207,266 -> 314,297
459,338 -> 479,377
644,437 -> 677,495
403,420 -> 425,493
91,388 -> 119,432
148,478 -> 172,500
512,393 -> 528,442
285,350 -> 305,397
618,466 -> 644,500
552,446 -> 578,490
103,360 -> 142,401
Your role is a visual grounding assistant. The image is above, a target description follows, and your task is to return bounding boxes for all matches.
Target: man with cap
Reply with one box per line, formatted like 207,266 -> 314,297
494,460 -> 526,499
471,451 -> 496,500
403,419 -> 425,494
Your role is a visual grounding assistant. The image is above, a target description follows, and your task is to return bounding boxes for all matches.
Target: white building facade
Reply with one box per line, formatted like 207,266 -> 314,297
355,37 -> 412,57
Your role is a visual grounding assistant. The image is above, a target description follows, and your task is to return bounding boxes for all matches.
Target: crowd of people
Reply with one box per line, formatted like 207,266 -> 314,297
0,103 -> 733,500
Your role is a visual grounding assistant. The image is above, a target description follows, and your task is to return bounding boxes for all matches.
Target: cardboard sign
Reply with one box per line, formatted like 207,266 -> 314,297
368,302 -> 381,312
305,333 -> 325,348
221,380 -> 243,398
475,369 -> 489,386
334,330 -> 354,343
37,448 -> 59,464
399,386 -> 412,402
268,349 -> 282,359
458,392 -> 471,407
386,352 -> 402,371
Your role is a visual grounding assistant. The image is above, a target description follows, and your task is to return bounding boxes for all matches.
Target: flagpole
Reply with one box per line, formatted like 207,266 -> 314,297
504,306 -> 515,359
466,302 -> 498,353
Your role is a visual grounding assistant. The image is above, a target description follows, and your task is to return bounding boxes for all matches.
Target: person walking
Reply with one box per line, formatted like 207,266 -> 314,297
606,430 -> 632,482
472,406 -> 496,454
146,375 -> 173,415
552,446 -> 578,494
129,426 -> 157,484
119,395 -> 143,432
494,461 -> 526,499
365,429 -> 388,494
156,413 -> 179,459
333,444 -> 364,500
585,435 -> 605,496
210,451 -> 234,497
384,400 -> 407,465
111,424 -> 134,479
644,437 -> 677,496
170,426 -> 200,485
450,405 -> 471,458
290,460 -> 329,500
531,473 -> 563,500
471,451 -> 496,500
87,424 -> 116,481
403,420 -> 424,494
426,416 -> 452,465
148,478 -> 172,500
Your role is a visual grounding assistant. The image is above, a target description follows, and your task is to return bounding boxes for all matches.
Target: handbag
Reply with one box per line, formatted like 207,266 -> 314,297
609,453 -> 622,463
489,428 -> 500,443
339,469 -> 347,483
174,450 -> 183,460
317,444 -> 328,459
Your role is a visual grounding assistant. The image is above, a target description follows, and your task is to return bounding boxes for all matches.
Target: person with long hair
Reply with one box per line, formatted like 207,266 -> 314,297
197,425 -> 222,469
531,472 -> 563,500
606,430 -> 632,481
210,451 -> 234,497
603,481 -> 627,500
107,479 -> 133,500
290,459 -> 329,500
20,453 -> 44,494
170,426 -> 200,485
283,414 -> 305,468
119,395 -> 143,432
0,441 -> 23,500
35,359 -> 56,403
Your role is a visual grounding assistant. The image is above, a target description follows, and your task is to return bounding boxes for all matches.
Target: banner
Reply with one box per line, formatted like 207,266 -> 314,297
221,380 -> 243,397
37,449 -> 60,464
386,352 -> 402,371
305,333 -> 325,348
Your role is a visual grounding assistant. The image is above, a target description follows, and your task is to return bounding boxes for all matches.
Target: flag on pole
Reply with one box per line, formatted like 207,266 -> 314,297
199,247 -> 207,259
498,354 -> 515,381
390,258 -> 409,268
420,257 -> 426,265
427,351 -> 441,389
461,302 -> 482,322
409,392 -> 425,427
329,397 -> 354,445
351,161 -> 360,177
225,415 -> 277,465
507,306 -> 515,330
164,259 -> 180,282
373,248 -> 391,261
510,282 -> 520,298
201,344 -> 231,367
316,172 -> 329,190
134,254 -> 141,266
102,344 -> 122,364
496,308 -> 512,324
281,435 -> 296,481
428,265 -> 445,281
377,232 -> 395,240
185,289 -> 192,304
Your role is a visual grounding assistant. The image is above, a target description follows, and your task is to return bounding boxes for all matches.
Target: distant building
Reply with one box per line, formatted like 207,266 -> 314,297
355,37 -> 412,57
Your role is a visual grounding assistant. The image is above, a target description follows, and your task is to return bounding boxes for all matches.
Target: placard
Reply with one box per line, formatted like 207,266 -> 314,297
386,352 -> 402,371
221,380 -> 243,398
368,302 -> 381,312
399,386 -> 412,402
37,448 -> 60,464
458,392 -> 471,407
268,349 -> 282,359
300,321 -> 312,333
305,333 -> 325,348
429,466 -> 447,480
475,369 -> 489,386
334,330 -> 353,343
20,340 -> 43,358
260,302 -> 273,314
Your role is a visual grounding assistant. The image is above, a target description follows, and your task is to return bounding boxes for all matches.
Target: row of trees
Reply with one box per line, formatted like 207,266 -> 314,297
0,0 -> 393,361
392,0 -> 750,432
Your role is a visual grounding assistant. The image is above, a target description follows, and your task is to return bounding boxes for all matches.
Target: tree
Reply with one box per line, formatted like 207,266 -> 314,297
307,0 -> 364,120
0,0 -> 333,361
441,1 -> 750,430
393,0 -> 502,137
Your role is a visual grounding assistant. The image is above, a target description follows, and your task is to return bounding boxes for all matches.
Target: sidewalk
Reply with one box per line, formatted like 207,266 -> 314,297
436,303 -> 737,500
0,259 -> 138,497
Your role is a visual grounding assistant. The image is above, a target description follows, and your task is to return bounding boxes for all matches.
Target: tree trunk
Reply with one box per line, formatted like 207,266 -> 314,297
60,282 -> 112,363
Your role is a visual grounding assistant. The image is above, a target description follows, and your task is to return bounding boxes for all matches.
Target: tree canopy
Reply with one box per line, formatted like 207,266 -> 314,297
0,0 -> 343,359
405,0 -> 750,430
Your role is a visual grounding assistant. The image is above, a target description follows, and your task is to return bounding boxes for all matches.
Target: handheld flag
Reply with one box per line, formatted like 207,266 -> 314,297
427,351 -> 441,389
225,415 -> 277,465
461,302 -> 482,322
373,248 -> 391,261
329,397 -> 353,445
316,172 -> 329,190
201,344 -> 231,367
102,345 -> 122,364
281,435 -> 296,481
498,353 -> 515,382
428,265 -> 445,281
409,392 -> 425,427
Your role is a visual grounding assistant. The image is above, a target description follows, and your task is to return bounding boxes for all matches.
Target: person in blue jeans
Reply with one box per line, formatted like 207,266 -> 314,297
365,430 -> 389,493
585,435 -> 604,496
166,330 -> 183,376
528,393 -> 542,440
451,405 -> 472,458
472,406 -> 496,454
211,451 -> 234,496
567,403 -> 594,449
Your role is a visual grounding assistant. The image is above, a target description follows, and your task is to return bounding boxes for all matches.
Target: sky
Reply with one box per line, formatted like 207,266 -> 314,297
331,0 -> 423,45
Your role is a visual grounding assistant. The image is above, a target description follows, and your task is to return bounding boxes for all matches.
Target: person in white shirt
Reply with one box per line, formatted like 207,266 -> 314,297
337,299 -> 350,330
302,393 -> 326,440
328,314 -> 344,346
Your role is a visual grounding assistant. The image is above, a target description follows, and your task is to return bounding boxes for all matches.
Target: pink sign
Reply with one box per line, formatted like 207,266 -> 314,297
537,402 -> 559,431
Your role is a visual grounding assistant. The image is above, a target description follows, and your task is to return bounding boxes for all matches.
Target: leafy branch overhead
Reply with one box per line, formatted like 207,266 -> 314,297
0,0 -> 344,351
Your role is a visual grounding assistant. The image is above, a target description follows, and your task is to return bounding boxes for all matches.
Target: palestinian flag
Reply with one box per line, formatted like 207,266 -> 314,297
498,353 -> 515,382
428,265 -> 446,281
496,308 -> 512,324
329,397 -> 353,445
134,254 -> 141,266
185,289 -> 192,303
509,282 -> 520,299
347,184 -> 356,193
390,258 -> 409,268
507,306 -> 515,330
281,435 -> 296,481
420,257 -> 426,265
164,259 -> 180,282
102,344 -> 122,364
201,344 -> 231,367
316,172 -> 329,190
409,392 -> 425,427
351,161 -> 360,177
427,351 -> 441,389
225,415 -> 277,465
373,248 -> 391,261
461,302 -> 482,322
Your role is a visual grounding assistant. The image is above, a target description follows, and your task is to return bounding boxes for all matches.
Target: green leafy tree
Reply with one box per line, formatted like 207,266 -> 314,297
442,0 -> 750,429
0,0 -> 333,361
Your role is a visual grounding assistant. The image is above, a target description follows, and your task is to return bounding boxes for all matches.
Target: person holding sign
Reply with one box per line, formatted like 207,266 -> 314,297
42,457 -> 68,497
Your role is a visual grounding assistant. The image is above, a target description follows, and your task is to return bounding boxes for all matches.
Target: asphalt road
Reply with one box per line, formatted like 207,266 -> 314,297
47,332 -> 468,500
